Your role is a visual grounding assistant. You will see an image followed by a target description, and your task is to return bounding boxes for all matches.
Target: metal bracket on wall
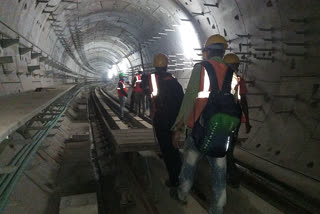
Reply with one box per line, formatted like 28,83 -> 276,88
0,56 -> 13,64
204,3 -> 219,8
236,34 -> 252,39
19,47 -> 32,55
285,52 -> 308,58
0,38 -> 19,48
27,65 -> 41,73
258,27 -> 274,32
31,52 -> 42,59
255,56 -> 275,62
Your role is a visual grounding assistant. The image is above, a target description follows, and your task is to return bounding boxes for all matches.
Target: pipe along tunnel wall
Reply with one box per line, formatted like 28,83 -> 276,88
0,0 -> 320,213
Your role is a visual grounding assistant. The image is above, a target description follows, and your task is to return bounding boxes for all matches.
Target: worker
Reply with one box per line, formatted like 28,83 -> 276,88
132,70 -> 145,115
140,71 -> 151,116
149,53 -> 184,189
223,53 -> 252,134
117,73 -> 128,119
171,35 -> 239,214
223,53 -> 252,188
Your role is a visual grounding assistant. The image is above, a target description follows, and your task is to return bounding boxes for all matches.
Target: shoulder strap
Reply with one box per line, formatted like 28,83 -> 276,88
200,61 -> 219,93
221,67 -> 234,93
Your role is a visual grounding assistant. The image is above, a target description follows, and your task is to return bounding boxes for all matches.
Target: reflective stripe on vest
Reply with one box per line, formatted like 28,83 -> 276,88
150,74 -> 158,97
134,75 -> 142,87
233,77 -> 241,100
117,81 -> 126,90
197,67 -> 210,98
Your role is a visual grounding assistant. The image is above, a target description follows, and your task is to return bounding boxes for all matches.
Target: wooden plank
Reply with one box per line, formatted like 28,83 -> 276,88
60,193 -> 98,214
116,140 -> 156,145
112,128 -> 153,134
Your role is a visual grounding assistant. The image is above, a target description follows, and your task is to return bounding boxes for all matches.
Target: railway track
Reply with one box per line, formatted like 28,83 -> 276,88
88,87 -> 161,214
88,86 -> 320,214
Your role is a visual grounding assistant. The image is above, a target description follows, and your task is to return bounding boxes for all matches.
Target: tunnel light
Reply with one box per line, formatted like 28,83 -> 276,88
107,65 -> 119,79
117,59 -> 130,74
159,32 -> 169,35
178,20 -> 201,60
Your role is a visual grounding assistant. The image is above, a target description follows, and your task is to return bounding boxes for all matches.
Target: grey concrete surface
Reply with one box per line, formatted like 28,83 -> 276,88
1,91 -> 90,214
0,84 -> 74,143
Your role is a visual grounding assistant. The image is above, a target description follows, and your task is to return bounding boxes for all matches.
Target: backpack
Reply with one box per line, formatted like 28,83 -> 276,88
191,61 -> 241,157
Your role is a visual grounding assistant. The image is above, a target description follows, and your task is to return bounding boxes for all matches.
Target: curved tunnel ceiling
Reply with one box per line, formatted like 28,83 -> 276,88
47,0 -> 189,76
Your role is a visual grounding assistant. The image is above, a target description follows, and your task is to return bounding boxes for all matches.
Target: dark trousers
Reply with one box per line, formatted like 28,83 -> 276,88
154,128 -> 182,186
129,91 -> 135,112
226,126 -> 240,185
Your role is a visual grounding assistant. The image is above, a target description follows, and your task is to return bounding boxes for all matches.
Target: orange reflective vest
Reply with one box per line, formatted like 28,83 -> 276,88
187,60 -> 238,128
133,74 -> 143,93
117,80 -> 128,97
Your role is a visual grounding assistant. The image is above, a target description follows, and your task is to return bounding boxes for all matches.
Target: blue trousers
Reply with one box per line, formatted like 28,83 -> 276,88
119,96 -> 127,118
178,134 -> 227,214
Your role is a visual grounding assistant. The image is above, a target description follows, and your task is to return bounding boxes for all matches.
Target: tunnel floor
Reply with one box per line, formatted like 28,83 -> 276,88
48,131 -> 282,214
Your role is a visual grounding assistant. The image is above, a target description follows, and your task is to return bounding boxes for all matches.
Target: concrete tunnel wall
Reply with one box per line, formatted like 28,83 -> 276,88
0,0 -> 319,203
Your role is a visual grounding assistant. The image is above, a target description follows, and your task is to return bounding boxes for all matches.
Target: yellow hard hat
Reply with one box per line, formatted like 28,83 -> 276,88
204,34 -> 228,50
223,53 -> 240,64
153,53 -> 168,67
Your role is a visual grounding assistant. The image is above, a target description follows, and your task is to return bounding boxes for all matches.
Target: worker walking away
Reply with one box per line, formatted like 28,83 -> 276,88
132,70 -> 145,116
149,53 -> 184,189
223,53 -> 252,188
223,53 -> 252,134
171,35 -> 241,214
140,72 -> 151,117
117,73 -> 128,120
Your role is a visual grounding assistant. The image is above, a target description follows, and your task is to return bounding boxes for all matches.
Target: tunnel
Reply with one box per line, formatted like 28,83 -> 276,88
0,0 -> 319,213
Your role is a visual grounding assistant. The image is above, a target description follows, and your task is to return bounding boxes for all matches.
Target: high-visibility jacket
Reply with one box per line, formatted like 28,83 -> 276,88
117,80 -> 128,97
234,76 -> 247,96
187,60 -> 239,128
148,72 -> 184,127
234,76 -> 248,123
133,74 -> 143,93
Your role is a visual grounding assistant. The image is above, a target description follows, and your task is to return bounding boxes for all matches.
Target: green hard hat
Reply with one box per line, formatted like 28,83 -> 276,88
119,72 -> 125,78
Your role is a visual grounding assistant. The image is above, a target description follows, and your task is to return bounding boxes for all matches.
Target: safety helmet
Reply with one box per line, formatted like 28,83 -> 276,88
223,53 -> 240,64
204,34 -> 228,50
119,72 -> 125,78
153,53 -> 168,68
